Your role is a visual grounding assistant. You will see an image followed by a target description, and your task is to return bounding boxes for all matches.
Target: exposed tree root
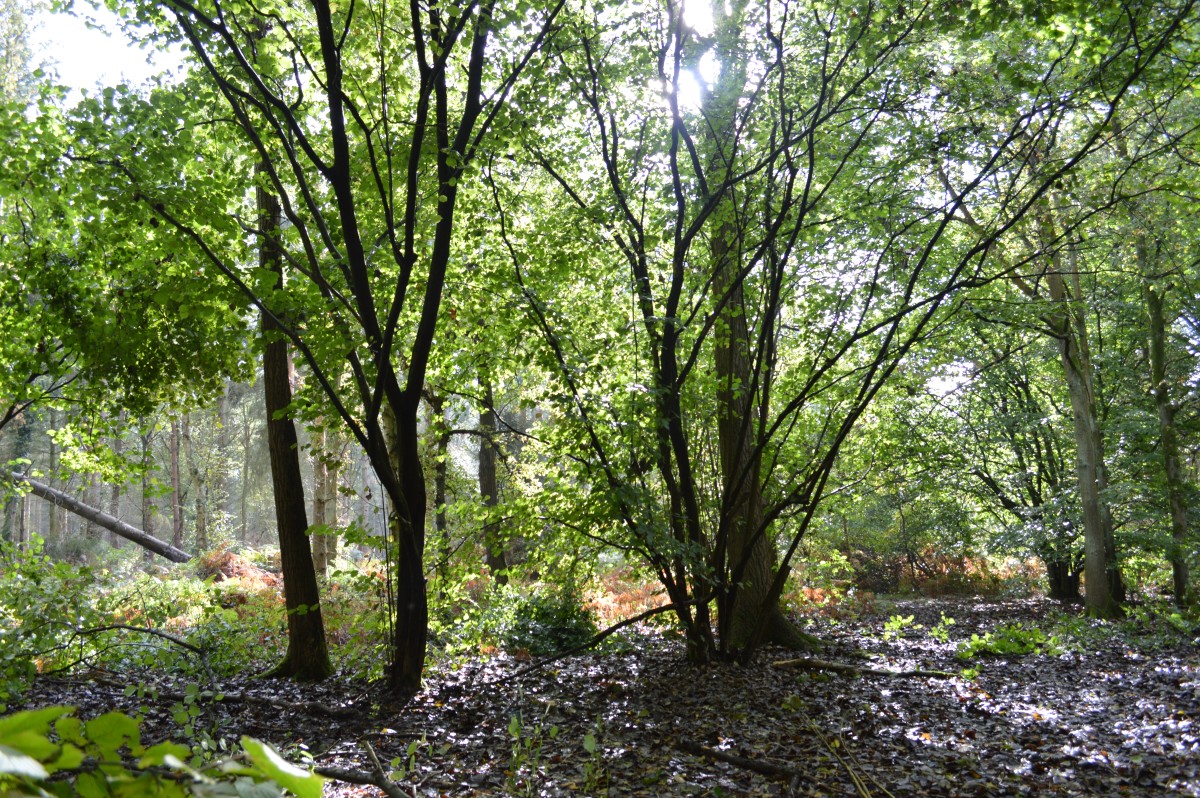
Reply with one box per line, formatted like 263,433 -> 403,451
316,741 -> 411,798
763,608 -> 824,651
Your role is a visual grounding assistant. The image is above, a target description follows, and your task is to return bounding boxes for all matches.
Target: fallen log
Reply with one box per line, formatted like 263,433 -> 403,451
3,471 -> 190,563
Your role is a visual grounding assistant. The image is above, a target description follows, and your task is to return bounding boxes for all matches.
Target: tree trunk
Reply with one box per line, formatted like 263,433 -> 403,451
310,423 -> 342,579
381,402 -> 429,694
1045,557 -> 1082,602
3,472 -> 190,562
1045,259 -> 1123,617
171,416 -> 184,549
478,383 -> 507,585
702,1 -> 811,654
425,394 -> 453,596
140,427 -> 158,562
108,423 -> 124,549
1142,246 -> 1190,606
47,410 -> 61,547
258,166 -> 332,681
239,418 -> 253,544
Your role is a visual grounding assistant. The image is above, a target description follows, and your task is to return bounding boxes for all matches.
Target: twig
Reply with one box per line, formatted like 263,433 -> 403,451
675,738 -> 829,789
772,656 -> 957,679
364,739 -> 412,798
76,624 -> 216,688
315,764 -> 410,798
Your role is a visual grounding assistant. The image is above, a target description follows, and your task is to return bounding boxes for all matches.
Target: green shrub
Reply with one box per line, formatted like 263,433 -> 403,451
0,540 -> 108,710
494,586 -> 599,656
956,622 -> 1060,659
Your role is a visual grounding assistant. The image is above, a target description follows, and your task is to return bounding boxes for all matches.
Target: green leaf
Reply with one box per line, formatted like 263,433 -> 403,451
240,737 -> 324,798
140,741 -> 192,768
0,744 -> 48,779
85,712 -> 141,759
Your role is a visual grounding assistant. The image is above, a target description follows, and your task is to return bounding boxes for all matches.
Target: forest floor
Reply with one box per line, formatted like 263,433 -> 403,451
17,596 -> 1200,797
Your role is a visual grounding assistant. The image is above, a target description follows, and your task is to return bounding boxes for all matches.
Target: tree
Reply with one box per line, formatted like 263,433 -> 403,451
97,0 -> 566,692
258,170 -> 331,681
489,0 -> 1196,659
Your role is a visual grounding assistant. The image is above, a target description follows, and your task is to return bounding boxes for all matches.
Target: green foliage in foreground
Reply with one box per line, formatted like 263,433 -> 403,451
0,705 -> 322,798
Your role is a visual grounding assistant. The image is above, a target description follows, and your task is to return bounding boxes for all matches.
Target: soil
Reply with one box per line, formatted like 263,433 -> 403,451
16,596 -> 1200,796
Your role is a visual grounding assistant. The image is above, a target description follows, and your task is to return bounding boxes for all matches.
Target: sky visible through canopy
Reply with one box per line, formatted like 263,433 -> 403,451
32,2 -> 181,97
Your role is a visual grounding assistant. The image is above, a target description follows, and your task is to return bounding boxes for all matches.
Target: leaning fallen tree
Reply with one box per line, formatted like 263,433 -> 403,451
2,472 -> 191,563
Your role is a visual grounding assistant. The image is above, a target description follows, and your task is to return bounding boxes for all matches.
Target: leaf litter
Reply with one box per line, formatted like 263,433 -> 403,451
14,596 -> 1199,796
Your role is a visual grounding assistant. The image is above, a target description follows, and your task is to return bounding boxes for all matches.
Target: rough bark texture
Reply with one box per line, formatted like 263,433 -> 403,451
258,171 -> 332,682
479,383 -> 508,585
5,472 -> 190,562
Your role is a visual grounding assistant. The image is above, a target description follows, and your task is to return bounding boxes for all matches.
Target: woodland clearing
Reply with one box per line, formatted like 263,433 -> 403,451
12,596 -> 1199,797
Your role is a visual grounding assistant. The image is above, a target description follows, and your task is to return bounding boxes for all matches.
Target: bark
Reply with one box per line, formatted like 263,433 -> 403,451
238,414 -> 253,543
1142,248 -> 1190,606
258,166 -> 332,681
108,424 -> 124,549
140,428 -> 158,562
3,472 -> 190,562
381,402 -> 429,694
704,0 -> 812,654
1044,257 -> 1123,617
478,383 -> 508,585
312,424 -> 330,579
215,384 -> 232,521
427,394 -> 453,594
311,422 -> 342,579
46,410 -> 61,546
170,416 -> 184,549
1046,558 -> 1082,602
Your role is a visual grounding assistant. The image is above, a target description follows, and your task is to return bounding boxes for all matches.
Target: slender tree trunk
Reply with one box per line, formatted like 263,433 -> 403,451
1045,263 -> 1123,617
47,410 -> 61,547
311,423 -> 342,579
140,427 -> 158,563
215,384 -> 232,523
381,401 -> 429,694
239,420 -> 253,544
425,394 -> 453,596
1142,247 -> 1190,606
478,383 -> 507,585
108,422 -> 125,549
312,424 -> 329,579
258,165 -> 332,681
171,416 -> 184,549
